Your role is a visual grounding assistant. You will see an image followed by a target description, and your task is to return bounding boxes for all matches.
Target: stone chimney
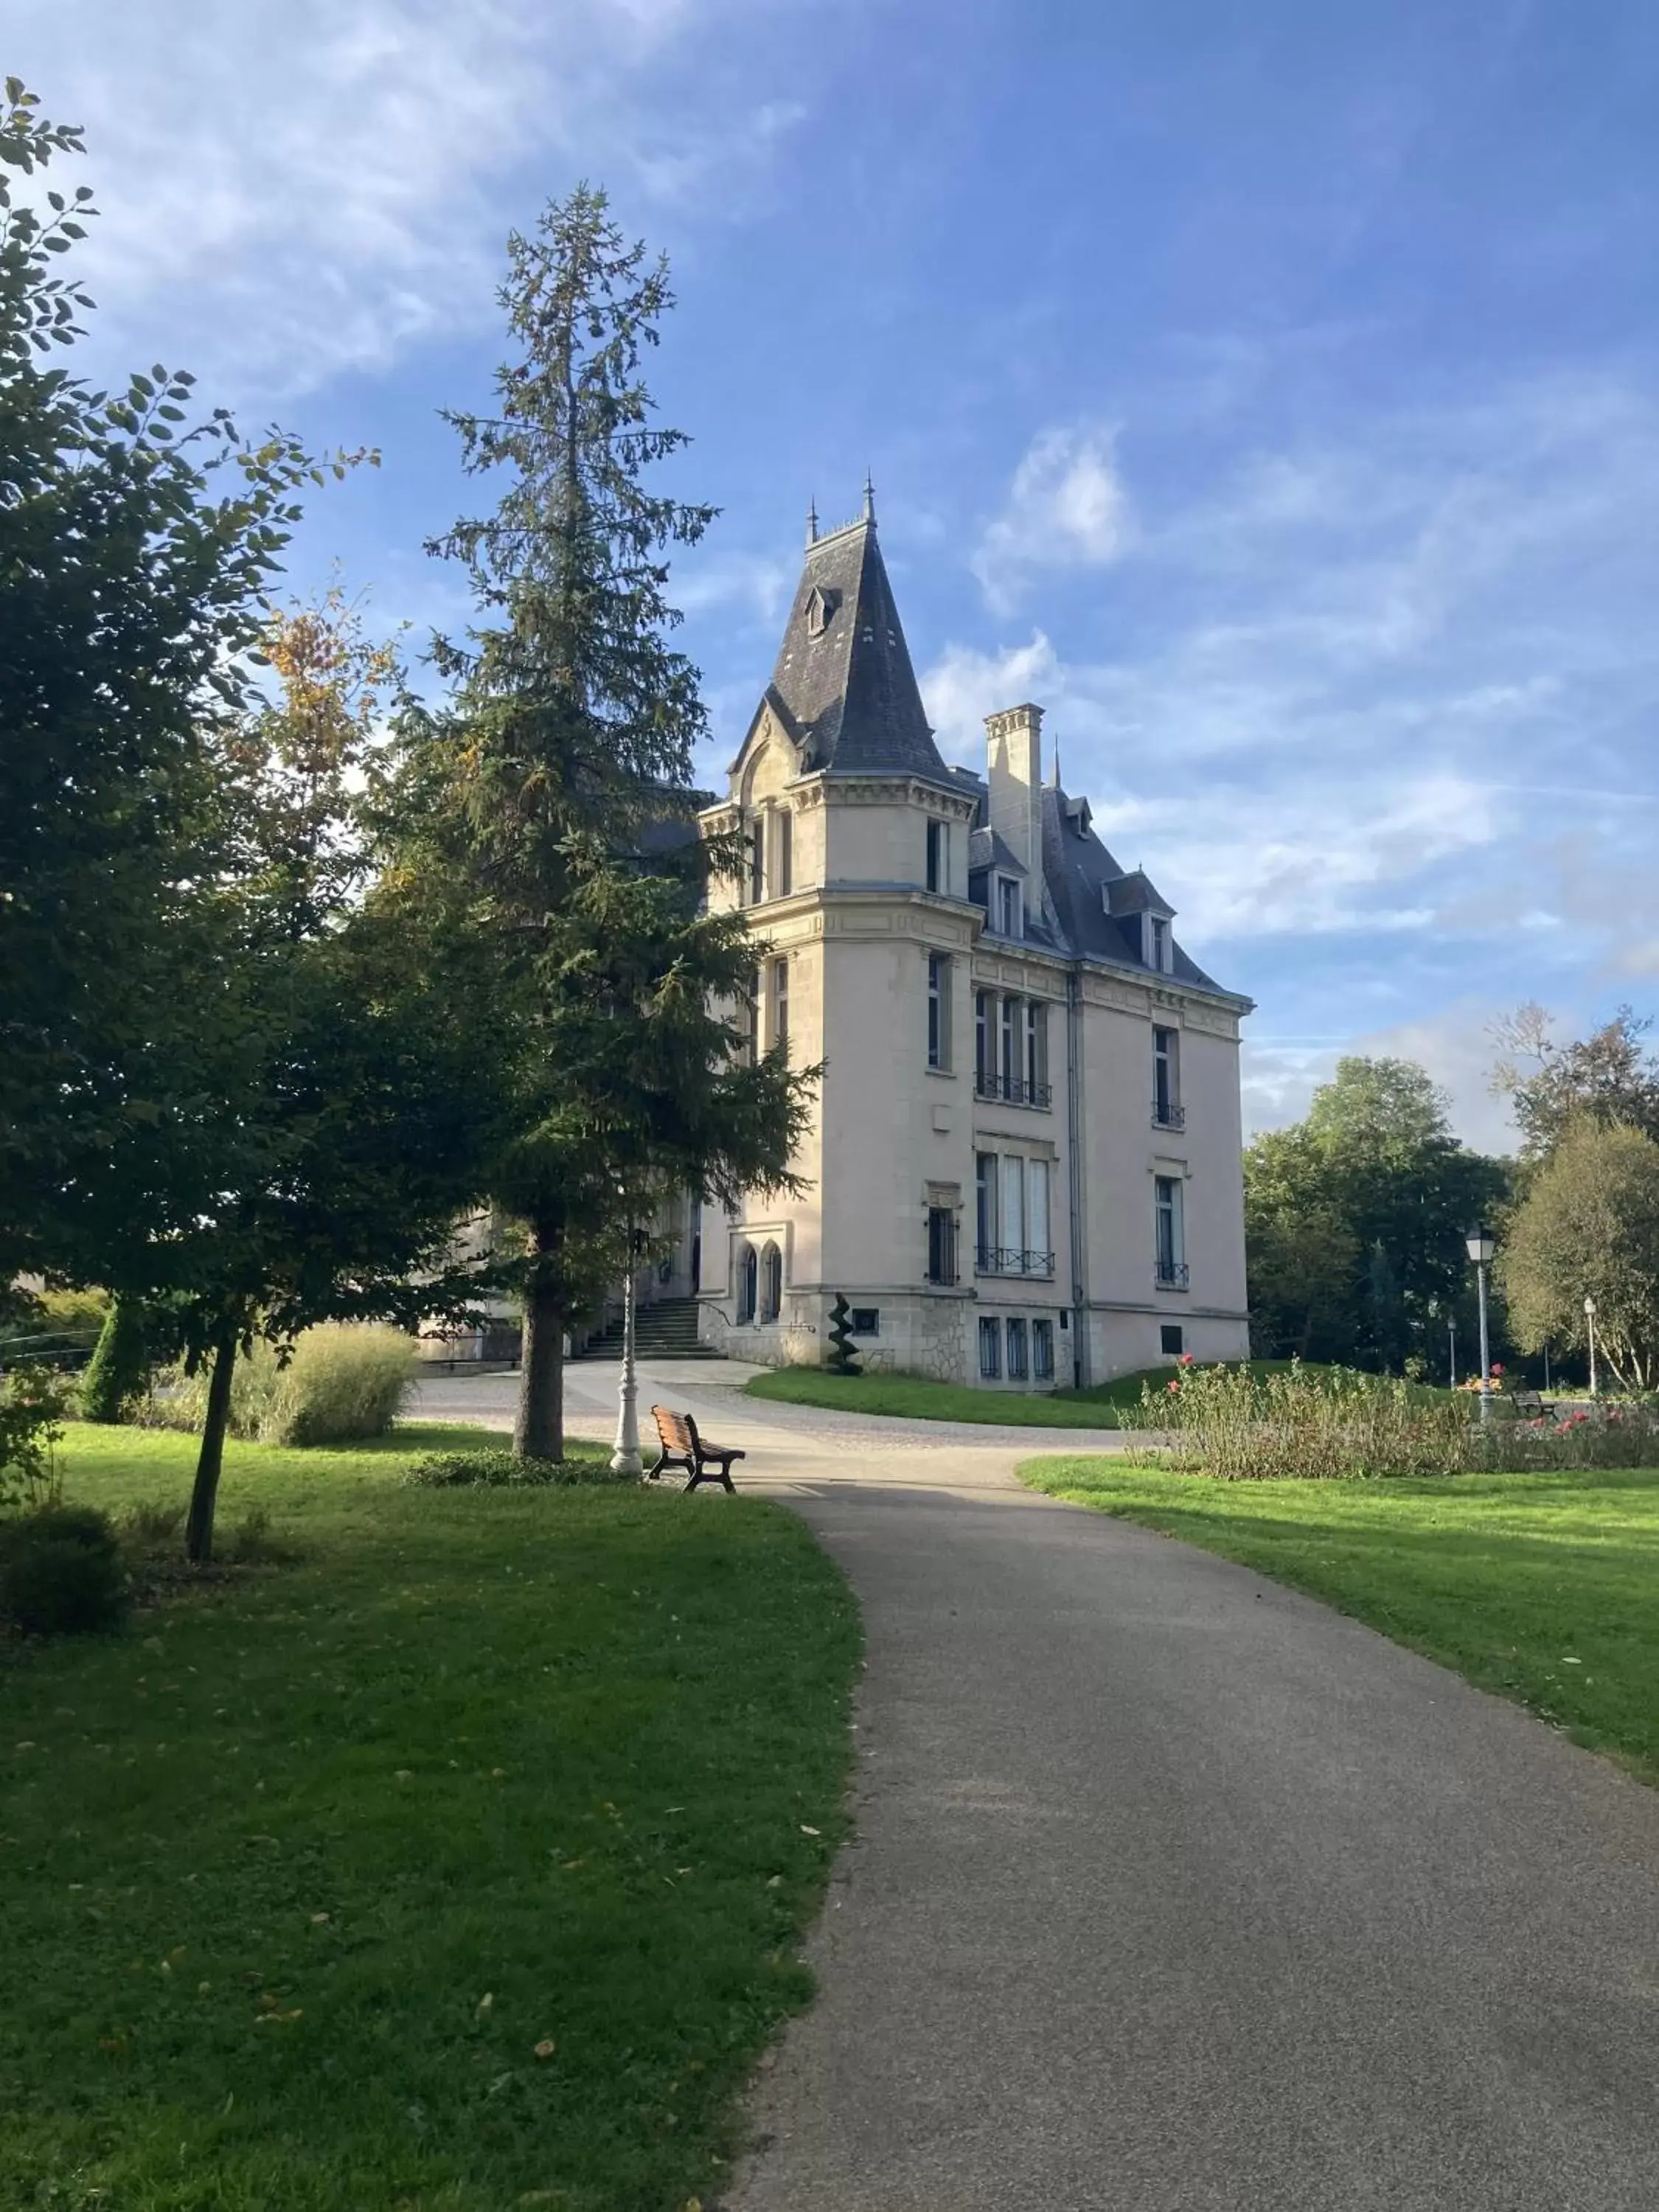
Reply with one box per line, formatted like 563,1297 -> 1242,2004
984,703 -> 1044,887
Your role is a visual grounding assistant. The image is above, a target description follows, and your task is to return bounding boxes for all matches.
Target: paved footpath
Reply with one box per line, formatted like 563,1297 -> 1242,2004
413,1367 -> 1659,2209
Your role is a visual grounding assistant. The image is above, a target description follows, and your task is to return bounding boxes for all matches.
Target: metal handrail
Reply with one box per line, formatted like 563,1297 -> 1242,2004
1154,1260 -> 1191,1289
1151,1099 -> 1186,1130
973,1072 -> 1053,1110
975,1246 -> 1057,1278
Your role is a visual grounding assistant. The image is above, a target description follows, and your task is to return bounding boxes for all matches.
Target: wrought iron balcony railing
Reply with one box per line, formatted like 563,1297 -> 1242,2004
1151,1098 -> 1186,1130
1154,1259 -> 1191,1290
975,1245 -> 1057,1279
973,1071 -> 1054,1110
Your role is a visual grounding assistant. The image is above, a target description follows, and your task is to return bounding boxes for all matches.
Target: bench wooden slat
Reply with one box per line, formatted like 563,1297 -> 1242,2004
648,1404 -> 745,1493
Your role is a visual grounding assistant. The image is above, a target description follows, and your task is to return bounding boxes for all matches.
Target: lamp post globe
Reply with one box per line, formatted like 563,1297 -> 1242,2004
1464,1226 -> 1496,1422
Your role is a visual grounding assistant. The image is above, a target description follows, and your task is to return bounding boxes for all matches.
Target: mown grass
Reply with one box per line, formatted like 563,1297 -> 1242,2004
742,1368 -> 1121,1427
742,1358 -> 1441,1428
1,1422 -> 860,2212
1018,1454 -> 1659,1784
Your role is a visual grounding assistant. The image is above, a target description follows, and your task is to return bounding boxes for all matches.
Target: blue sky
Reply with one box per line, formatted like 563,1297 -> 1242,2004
16,0 -> 1659,1149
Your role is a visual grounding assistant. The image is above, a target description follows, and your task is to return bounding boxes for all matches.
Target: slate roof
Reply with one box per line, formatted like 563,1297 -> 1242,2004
765,515 -> 950,781
1039,783 -> 1231,995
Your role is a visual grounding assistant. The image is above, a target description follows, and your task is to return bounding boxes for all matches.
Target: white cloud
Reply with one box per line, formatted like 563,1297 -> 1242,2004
919,632 -> 1065,760
971,426 -> 1133,613
8,0 -> 796,395
1242,998 -> 1524,1155
926,367 -> 1659,996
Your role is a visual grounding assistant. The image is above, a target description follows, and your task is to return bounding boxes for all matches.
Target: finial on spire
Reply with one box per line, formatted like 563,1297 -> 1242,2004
862,471 -> 876,524
806,495 -> 818,546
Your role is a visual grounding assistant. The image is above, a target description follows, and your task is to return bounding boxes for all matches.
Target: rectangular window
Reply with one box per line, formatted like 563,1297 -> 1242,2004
975,1152 -> 997,1269
978,1315 -> 1001,1380
1155,1174 -> 1187,1287
1152,1026 -> 1181,1126
975,991 -> 993,1088
998,877 -> 1021,938
1026,1002 -> 1048,1102
1006,1317 -> 1029,1380
745,969 -> 762,1065
927,953 -> 950,1069
1001,1154 -> 1025,1263
926,818 -> 947,894
771,958 -> 789,1054
748,818 -> 765,905
1160,1323 -> 1185,1357
926,1206 -> 957,1286
775,810 -> 793,898
1148,914 -> 1170,971
1000,997 -> 1017,1098
1027,1159 -> 1051,1270
851,1307 -> 880,1337
1032,1318 -> 1054,1380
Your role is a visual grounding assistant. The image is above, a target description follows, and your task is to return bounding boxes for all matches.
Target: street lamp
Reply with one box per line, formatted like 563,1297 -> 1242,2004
1584,1295 -> 1599,1398
1465,1225 -> 1496,1423
611,1211 -> 644,1478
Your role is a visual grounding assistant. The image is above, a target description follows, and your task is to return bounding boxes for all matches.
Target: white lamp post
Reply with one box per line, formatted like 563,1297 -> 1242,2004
611,1215 -> 643,1478
1584,1295 -> 1598,1398
1465,1225 -> 1495,1423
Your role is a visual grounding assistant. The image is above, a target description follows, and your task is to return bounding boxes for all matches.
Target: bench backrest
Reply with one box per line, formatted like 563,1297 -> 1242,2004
652,1404 -> 693,1454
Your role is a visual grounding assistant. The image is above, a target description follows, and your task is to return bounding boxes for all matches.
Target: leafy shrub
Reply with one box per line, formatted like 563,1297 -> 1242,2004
0,1505 -> 128,1635
156,1324 -> 418,1446
78,1296 -> 153,1423
403,1447 -> 631,1489
0,1363 -> 72,1510
1125,1357 -> 1477,1479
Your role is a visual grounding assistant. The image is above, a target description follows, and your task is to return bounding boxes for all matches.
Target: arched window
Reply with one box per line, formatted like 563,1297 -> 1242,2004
737,1242 -> 759,1324
760,1242 -> 783,1324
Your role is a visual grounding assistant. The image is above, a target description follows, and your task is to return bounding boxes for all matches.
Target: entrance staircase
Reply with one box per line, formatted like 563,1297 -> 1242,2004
570,1295 -> 722,1362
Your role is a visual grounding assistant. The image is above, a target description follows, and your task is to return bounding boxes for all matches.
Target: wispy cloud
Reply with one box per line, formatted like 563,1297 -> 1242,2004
970,425 -> 1132,613
10,0 -> 799,396
925,366 -> 1659,993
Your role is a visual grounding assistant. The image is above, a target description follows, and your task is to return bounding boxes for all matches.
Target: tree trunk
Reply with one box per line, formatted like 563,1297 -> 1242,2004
515,1220 -> 566,1462
187,1327 -> 238,1563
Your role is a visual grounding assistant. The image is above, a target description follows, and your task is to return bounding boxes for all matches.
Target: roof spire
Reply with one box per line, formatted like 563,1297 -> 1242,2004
862,471 -> 876,524
1049,743 -> 1062,788
806,495 -> 818,546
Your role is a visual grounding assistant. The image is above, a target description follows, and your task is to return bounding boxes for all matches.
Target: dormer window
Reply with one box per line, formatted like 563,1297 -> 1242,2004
805,585 -> 836,638
995,876 -> 1023,939
1147,914 -> 1171,972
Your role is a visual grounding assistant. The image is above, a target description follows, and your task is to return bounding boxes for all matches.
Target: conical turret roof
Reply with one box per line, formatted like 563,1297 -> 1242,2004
764,509 -> 947,779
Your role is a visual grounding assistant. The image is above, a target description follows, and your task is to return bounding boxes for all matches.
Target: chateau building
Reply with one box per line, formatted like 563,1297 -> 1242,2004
696,495 -> 1252,1389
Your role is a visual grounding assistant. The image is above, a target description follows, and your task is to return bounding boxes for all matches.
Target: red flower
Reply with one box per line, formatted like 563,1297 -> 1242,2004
1179,1352 -> 1196,1366
1490,1363 -> 1505,1377
1166,1380 -> 1180,1393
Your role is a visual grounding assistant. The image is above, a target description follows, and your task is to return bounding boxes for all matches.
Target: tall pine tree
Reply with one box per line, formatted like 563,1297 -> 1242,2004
405,188 -> 814,1458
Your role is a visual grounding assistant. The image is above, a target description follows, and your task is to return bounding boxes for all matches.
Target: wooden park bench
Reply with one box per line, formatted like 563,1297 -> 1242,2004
648,1405 -> 745,1493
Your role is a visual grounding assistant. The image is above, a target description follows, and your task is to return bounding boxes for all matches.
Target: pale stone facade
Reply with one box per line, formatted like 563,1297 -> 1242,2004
696,501 -> 1253,1390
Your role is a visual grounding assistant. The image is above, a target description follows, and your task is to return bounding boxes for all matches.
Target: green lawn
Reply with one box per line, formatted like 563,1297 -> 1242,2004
1019,1454 -> 1659,1784
1,1422 -> 860,2212
742,1358 -> 1426,1429
742,1368 -> 1124,1427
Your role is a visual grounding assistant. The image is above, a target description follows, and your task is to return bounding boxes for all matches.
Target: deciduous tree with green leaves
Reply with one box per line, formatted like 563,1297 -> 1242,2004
1499,1119 -> 1659,1392
1245,1058 -> 1508,1371
400,187 -> 815,1459
1492,1004 -> 1659,1161
0,82 -> 368,1297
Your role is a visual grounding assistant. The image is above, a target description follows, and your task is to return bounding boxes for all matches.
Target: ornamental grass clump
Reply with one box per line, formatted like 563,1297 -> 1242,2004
155,1324 -> 418,1446
1124,1357 -> 1477,1480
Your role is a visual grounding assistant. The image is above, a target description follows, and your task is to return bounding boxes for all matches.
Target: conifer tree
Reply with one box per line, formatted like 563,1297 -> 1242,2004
405,188 -> 815,1458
